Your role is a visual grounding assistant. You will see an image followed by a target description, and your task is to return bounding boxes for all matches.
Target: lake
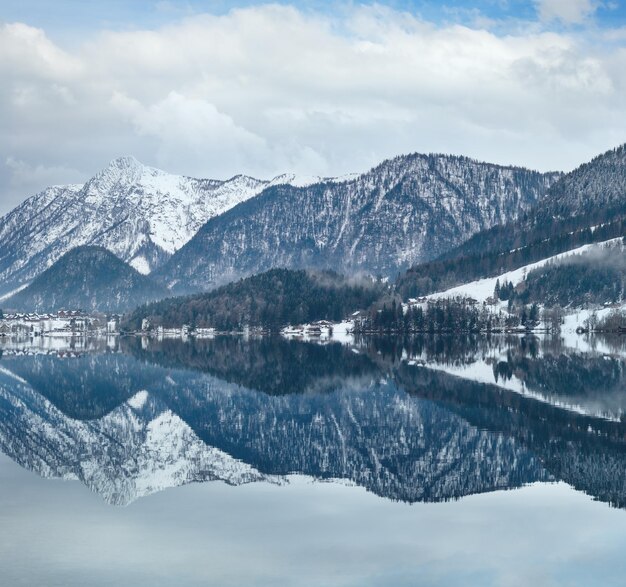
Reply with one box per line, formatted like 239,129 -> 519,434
1,334 -> 626,586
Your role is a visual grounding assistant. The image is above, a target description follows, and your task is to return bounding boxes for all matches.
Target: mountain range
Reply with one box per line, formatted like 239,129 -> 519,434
0,341 -> 549,505
2,143 -> 626,313
0,152 -> 558,308
0,156 -> 331,299
156,154 -> 558,292
3,336 -> 626,508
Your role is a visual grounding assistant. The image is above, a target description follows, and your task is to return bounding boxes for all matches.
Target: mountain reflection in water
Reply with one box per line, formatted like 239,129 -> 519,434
0,334 -> 625,507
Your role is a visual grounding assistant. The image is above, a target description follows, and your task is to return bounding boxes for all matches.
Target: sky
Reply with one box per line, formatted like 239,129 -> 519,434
1,0 -> 626,214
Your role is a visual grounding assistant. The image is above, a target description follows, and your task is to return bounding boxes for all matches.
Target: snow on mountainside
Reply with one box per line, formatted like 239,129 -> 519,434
0,152 -> 559,298
0,157 -> 320,297
427,238 -> 625,304
268,172 -> 360,188
158,154 -> 560,292
0,359 -> 548,505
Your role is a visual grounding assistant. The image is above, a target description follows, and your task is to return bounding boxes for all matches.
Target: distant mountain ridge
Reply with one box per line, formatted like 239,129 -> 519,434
156,153 -> 558,292
0,152 -> 559,301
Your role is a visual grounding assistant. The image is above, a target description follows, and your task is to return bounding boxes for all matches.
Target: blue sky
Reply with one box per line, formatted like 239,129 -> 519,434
2,1 -> 625,41
1,1 -> 626,213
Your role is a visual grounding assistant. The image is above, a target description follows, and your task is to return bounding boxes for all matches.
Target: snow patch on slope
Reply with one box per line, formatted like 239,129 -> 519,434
129,256 -> 151,275
429,238 -> 624,303
127,390 -> 149,410
0,157 -> 342,294
0,284 -> 28,302
269,172 -> 360,188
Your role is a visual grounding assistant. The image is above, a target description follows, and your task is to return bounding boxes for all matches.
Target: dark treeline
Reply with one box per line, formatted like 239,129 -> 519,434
122,268 -> 383,332
512,260 -> 624,308
356,332 -> 541,367
493,348 -> 626,399
122,336 -> 379,396
353,298 -> 537,334
595,311 -> 626,333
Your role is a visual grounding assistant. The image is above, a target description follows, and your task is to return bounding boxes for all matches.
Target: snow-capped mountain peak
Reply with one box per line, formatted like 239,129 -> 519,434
84,156 -> 147,195
0,158 -> 289,295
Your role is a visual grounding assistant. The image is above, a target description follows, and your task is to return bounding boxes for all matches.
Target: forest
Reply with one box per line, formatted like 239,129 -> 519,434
352,297 -> 543,334
396,209 -> 626,299
122,268 -> 384,332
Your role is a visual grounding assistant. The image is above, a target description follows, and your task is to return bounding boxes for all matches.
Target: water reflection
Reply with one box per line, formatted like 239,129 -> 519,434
0,335 -> 625,508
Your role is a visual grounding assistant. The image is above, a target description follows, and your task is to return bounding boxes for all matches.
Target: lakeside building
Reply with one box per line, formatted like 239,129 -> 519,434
0,310 -> 110,336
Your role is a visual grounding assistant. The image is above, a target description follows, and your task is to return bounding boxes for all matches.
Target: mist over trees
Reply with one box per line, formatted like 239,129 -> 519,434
396,219 -> 626,299
503,246 -> 626,309
352,298 -> 536,334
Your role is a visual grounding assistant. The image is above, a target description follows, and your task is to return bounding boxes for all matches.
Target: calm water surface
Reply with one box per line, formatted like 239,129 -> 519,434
1,334 -> 626,586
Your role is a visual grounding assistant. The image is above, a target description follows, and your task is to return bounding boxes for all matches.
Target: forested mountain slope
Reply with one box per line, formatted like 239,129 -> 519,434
6,246 -> 166,313
124,268 -> 383,331
0,156 -> 318,297
397,144 -> 626,299
156,153 -> 558,292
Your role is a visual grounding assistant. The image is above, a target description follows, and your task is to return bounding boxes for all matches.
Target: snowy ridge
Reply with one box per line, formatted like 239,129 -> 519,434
268,172 -> 360,188
0,157 -> 334,296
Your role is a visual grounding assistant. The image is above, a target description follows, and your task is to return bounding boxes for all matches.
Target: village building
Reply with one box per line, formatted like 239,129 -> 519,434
0,310 -> 113,337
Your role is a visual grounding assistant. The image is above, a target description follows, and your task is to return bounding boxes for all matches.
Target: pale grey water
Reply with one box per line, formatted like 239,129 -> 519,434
2,454 -> 626,587
1,335 -> 626,585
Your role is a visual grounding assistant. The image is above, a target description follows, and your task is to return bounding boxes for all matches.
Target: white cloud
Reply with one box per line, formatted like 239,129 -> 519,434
0,22 -> 80,78
111,91 -> 270,178
0,5 -> 625,214
535,0 -> 599,24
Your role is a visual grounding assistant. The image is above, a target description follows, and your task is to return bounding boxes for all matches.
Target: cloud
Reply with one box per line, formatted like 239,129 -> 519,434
111,91 -> 270,178
1,5 -> 626,214
0,22 -> 80,78
535,0 -> 599,24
